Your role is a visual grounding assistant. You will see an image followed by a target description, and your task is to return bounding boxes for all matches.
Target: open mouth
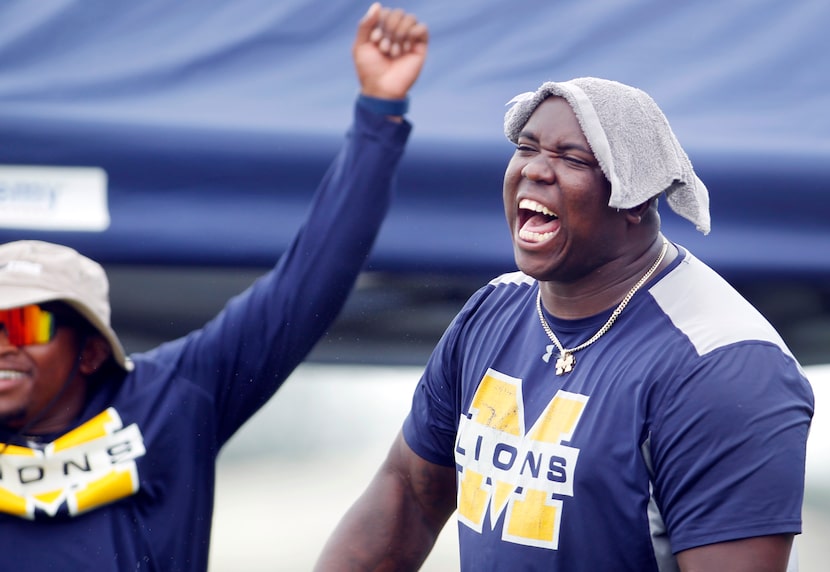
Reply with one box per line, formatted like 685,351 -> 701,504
518,198 -> 559,242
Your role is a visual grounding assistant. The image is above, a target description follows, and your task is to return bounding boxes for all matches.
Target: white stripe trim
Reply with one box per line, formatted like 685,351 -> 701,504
488,271 -> 535,287
650,252 -> 793,358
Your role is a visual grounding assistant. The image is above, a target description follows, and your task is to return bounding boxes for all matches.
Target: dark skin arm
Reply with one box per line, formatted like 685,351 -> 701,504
677,534 -> 794,572
314,431 -> 457,571
315,9 -> 442,568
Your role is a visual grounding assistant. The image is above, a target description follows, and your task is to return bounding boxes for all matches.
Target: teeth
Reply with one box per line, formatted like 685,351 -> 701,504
519,229 -> 554,242
0,370 -> 24,380
519,198 -> 556,217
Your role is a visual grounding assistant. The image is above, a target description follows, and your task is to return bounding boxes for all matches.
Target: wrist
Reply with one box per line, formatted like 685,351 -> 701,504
356,93 -> 409,117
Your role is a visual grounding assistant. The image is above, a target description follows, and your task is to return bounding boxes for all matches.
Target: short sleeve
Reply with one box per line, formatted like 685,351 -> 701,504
402,289 -> 492,467
648,342 -> 814,553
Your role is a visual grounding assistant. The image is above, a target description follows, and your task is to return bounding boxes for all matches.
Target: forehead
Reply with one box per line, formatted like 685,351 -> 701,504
521,96 -> 588,145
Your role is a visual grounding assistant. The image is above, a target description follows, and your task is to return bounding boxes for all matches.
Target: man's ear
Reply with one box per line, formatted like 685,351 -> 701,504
624,197 -> 657,224
79,336 -> 112,376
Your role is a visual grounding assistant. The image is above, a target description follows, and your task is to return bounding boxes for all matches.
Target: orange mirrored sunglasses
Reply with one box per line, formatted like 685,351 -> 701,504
0,305 -> 57,346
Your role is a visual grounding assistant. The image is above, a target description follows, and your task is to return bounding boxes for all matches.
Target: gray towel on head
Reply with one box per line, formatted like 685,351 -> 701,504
504,77 -> 710,234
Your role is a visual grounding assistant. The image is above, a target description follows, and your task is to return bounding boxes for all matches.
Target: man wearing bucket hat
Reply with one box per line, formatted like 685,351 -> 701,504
0,4 -> 428,570
316,79 -> 814,571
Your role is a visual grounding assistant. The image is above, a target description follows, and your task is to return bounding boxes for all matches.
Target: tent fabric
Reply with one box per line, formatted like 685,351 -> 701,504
0,0 -> 828,278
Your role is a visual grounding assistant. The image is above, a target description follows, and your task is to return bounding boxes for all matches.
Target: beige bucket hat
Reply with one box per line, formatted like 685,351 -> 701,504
0,240 -> 131,371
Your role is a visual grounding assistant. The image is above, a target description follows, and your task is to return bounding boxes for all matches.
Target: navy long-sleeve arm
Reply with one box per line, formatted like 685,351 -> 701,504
141,103 -> 412,443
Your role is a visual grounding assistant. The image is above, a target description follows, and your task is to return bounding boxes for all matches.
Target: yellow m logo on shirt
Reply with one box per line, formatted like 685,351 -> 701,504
0,408 -> 145,520
455,368 -> 588,550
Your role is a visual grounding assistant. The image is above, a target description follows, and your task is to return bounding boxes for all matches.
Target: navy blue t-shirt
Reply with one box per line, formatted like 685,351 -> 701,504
404,247 -> 814,571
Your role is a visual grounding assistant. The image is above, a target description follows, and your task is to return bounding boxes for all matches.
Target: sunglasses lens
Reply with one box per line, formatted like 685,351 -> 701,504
0,305 -> 56,346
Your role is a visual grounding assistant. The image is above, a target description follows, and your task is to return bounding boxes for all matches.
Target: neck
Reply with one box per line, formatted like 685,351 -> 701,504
539,236 -> 673,320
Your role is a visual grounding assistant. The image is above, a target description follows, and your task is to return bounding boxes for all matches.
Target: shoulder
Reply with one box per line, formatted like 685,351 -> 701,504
643,249 -> 813,433
429,271 -> 536,362
456,271 -> 536,326
648,248 -> 794,359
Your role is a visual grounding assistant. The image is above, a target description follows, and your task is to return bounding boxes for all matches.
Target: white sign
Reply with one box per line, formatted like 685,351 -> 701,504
0,165 -> 110,231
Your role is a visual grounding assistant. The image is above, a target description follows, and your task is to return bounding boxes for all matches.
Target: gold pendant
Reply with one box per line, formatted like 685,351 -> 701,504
555,352 -> 575,375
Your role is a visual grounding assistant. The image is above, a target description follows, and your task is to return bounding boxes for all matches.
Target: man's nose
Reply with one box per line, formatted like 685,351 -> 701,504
521,156 -> 556,184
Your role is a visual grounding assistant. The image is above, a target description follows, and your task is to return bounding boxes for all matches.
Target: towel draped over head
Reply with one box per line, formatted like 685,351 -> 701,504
504,77 -> 710,234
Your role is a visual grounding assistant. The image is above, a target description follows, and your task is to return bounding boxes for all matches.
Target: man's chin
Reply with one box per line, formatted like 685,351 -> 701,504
514,256 -> 552,281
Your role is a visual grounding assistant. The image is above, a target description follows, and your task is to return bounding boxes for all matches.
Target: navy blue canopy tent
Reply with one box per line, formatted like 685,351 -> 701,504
1,0 -> 828,280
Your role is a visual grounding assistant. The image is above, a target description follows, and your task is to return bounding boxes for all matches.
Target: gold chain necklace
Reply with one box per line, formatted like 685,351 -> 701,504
536,239 -> 668,375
